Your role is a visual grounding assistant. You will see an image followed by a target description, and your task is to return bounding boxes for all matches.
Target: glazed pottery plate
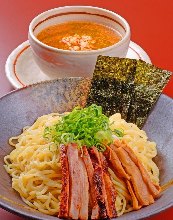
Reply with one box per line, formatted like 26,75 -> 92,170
0,78 -> 172,220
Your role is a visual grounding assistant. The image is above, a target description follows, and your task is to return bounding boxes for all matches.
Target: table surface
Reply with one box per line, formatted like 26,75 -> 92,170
0,0 -> 173,219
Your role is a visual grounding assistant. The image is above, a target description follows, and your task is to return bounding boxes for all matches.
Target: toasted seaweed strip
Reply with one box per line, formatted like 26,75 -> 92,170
119,82 -> 134,120
87,56 -> 137,118
127,60 -> 172,127
94,55 -> 137,82
87,78 -> 134,119
135,60 -> 172,89
87,56 -> 172,128
127,84 -> 162,128
87,77 -> 122,116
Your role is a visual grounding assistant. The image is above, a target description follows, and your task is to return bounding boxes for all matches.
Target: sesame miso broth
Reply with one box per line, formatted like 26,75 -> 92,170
37,21 -> 122,51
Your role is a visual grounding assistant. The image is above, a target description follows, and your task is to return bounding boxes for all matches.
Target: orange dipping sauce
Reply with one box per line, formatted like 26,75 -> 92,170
37,21 -> 121,51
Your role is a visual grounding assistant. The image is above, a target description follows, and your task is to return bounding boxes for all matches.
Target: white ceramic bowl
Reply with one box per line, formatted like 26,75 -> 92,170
28,6 -> 131,78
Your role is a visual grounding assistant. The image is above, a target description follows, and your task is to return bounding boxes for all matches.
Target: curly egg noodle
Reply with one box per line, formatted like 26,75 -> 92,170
4,113 -> 159,216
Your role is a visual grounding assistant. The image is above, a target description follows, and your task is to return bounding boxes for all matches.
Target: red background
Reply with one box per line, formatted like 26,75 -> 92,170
0,0 -> 173,219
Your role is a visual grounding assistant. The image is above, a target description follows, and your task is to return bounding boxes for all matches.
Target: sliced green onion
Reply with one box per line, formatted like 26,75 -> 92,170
114,128 -> 124,137
44,104 -> 113,152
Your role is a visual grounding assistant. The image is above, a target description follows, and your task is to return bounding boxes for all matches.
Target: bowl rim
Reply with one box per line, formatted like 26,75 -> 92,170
28,5 -> 131,55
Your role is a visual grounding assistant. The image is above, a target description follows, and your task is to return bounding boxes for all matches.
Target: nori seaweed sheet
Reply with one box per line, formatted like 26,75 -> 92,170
87,77 -> 122,116
87,56 -> 136,119
87,56 -> 172,128
118,82 -> 134,120
87,79 -> 133,119
127,84 -> 161,128
135,60 -> 172,90
127,60 -> 172,127
94,55 -> 137,82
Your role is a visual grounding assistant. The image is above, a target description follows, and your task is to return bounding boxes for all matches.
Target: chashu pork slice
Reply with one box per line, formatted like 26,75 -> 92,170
89,147 -> 109,220
78,155 -> 89,220
59,145 -> 70,218
100,153 -> 117,218
104,144 -> 142,209
82,146 -> 99,219
126,180 -> 141,210
117,140 -> 161,196
115,146 -> 154,206
104,145 -> 130,180
112,140 -> 160,207
67,144 -> 89,220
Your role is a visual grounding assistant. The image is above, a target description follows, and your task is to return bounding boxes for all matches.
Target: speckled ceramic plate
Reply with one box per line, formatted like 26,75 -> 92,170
5,41 -> 151,89
0,78 -> 172,220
